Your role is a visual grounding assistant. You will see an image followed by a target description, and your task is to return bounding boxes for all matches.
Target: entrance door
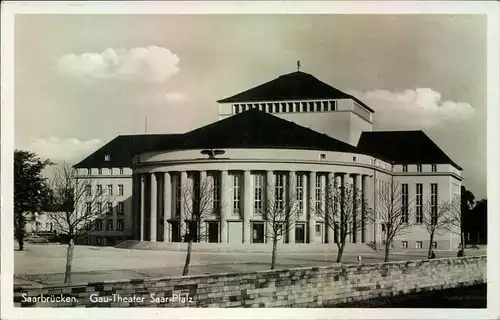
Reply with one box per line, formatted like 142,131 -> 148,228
170,221 -> 180,242
295,223 -> 305,243
252,222 -> 265,243
208,222 -> 219,243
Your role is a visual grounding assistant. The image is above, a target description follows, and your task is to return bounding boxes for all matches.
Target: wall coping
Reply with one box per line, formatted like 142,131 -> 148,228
14,255 -> 486,291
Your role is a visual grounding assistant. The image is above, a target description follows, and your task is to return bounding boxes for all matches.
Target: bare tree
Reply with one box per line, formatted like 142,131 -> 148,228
46,162 -> 114,283
375,179 -> 415,262
314,177 -> 373,263
447,195 -> 466,255
422,198 -> 453,258
175,175 -> 227,276
254,176 -> 302,270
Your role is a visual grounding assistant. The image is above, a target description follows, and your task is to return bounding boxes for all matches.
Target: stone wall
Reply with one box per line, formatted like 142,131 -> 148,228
14,255 -> 486,308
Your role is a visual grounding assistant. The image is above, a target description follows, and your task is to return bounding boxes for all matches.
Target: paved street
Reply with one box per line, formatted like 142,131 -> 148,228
14,244 -> 486,285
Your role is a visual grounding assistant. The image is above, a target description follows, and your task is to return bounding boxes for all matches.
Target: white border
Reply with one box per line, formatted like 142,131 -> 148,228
1,1 -> 499,319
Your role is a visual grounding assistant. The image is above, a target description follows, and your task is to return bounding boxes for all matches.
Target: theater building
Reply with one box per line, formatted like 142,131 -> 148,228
75,70 -> 462,250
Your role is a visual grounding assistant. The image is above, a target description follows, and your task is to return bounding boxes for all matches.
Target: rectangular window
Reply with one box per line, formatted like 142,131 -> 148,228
296,174 -> 304,212
315,175 -> 322,212
87,168 -> 92,175
309,101 -> 314,112
315,223 -> 321,237
416,241 -> 422,249
287,102 -> 293,113
234,105 -> 240,114
315,101 -> 321,112
107,184 -> 113,196
402,165 -> 408,172
108,168 -> 113,175
212,174 -> 220,211
118,184 -> 124,196
322,101 -> 329,111
295,102 -> 300,112
254,174 -> 264,213
275,173 -> 285,210
232,174 -> 241,213
117,202 -> 124,215
96,220 -> 102,231
416,183 -> 423,223
431,183 -> 438,224
431,164 -> 437,172
107,202 -> 113,215
302,102 -> 307,112
401,184 -> 409,223
97,202 -> 102,214
417,165 -> 422,172
119,168 -> 124,175
117,220 -> 124,231
98,168 -> 102,175
106,219 -> 113,231
330,101 -> 337,111
85,184 -> 91,197
96,184 -> 102,195
402,241 -> 408,249
86,202 -> 92,214
280,102 -> 285,113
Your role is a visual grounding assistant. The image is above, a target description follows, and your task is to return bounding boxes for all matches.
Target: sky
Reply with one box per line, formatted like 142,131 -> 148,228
14,14 -> 487,198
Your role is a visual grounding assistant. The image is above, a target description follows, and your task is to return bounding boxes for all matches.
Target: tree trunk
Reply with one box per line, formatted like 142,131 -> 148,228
64,238 -> 75,284
460,232 -> 466,255
384,237 -> 391,262
182,240 -> 193,276
15,214 -> 26,251
270,238 -> 278,270
336,242 -> 345,263
427,231 -> 435,259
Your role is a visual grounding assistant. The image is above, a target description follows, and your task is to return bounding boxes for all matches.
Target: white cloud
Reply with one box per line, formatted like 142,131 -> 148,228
21,137 -> 104,163
138,91 -> 190,104
348,88 -> 475,129
56,46 -> 180,83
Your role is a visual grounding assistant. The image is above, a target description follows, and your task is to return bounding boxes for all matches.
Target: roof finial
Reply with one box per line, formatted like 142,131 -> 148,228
297,60 -> 301,71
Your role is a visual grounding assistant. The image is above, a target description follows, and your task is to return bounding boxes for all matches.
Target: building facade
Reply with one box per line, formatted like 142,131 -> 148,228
75,70 -> 462,250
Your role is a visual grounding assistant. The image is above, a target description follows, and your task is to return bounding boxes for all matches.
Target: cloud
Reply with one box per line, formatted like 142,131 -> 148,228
21,137 -> 104,163
138,91 -> 190,104
348,88 -> 475,129
56,46 -> 180,83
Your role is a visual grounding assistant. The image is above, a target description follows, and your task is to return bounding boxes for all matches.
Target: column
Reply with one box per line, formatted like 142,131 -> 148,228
326,172 -> 335,244
341,173 -> 349,243
180,171 -> 188,241
140,175 -> 146,241
373,174 -> 379,247
354,174 -> 362,243
361,175 -> 369,243
266,171 -> 274,243
220,170 -> 229,243
334,174 -> 342,243
243,171 -> 252,243
132,174 -> 138,240
308,171 -> 316,243
163,172 -> 171,242
150,173 -> 158,242
288,171 -> 296,244
198,171 -> 207,243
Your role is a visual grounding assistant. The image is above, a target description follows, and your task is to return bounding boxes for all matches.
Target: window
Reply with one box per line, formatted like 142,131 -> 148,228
432,242 -> 437,249
322,101 -> 329,111
97,202 -> 102,214
119,168 -> 124,175
330,101 -> 337,111
117,219 -> 124,231
316,101 -> 321,112
104,154 -> 111,161
107,202 -> 113,215
254,174 -> 264,213
85,184 -> 91,197
118,185 -> 124,196
401,184 -> 409,223
106,219 -> 113,231
212,174 -> 220,211
295,102 -> 300,112
287,102 -> 293,113
431,183 -> 438,224
309,101 -> 314,112
107,184 -> 113,196
302,102 -> 307,112
416,184 -> 423,223
98,168 -> 102,175
315,175 -> 322,212
86,202 -> 92,214
417,165 -> 422,172
232,174 -> 241,213
352,157 -> 357,162
275,174 -> 285,210
402,165 -> 408,172
107,168 -> 112,175
96,184 -> 102,195
96,220 -> 103,231
234,105 -> 240,114
117,202 -> 124,215
87,168 -> 92,175
431,164 -> 437,172
416,241 -> 423,249
315,223 -> 321,237
402,241 -> 408,249
320,154 -> 327,160
296,174 -> 304,212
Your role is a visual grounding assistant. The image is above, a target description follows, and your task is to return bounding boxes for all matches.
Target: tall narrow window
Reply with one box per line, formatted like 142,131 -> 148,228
107,184 -> 113,196
98,168 -> 102,175
431,183 -> 438,224
119,168 -> 124,175
254,174 -> 264,213
232,174 -> 241,213
315,175 -> 322,212
107,202 -> 113,215
302,102 -> 307,112
322,101 -> 329,111
212,174 -> 220,212
86,202 -> 92,214
417,164 -> 422,172
96,184 -> 102,195
309,101 -> 314,112
431,164 -> 437,172
117,202 -> 124,215
87,168 -> 92,175
416,183 -> 423,224
296,174 -> 304,212
330,101 -> 337,111
85,184 -> 91,197
275,174 -> 285,210
118,184 -> 124,196
316,101 -> 321,112
234,104 -> 240,114
401,184 -> 409,223
295,102 -> 300,112
402,165 -> 408,172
